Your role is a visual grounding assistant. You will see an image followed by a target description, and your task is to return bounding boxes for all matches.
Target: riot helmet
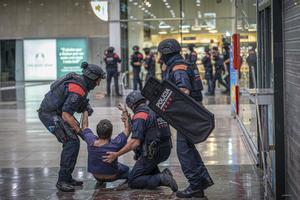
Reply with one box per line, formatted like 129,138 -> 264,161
143,47 -> 151,55
158,39 -> 181,55
188,43 -> 195,51
81,62 -> 106,81
132,45 -> 140,52
126,90 -> 146,110
107,47 -> 115,53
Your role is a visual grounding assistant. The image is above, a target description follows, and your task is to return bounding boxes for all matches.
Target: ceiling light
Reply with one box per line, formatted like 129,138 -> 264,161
141,7 -> 145,10
166,5 -> 170,8
209,29 -> 218,33
163,0 -> 167,2
133,2 -> 138,5
159,21 -> 171,29
196,4 -> 200,6
158,31 -> 168,34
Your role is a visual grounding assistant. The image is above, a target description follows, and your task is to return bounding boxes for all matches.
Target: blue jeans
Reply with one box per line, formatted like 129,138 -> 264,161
177,132 -> 213,190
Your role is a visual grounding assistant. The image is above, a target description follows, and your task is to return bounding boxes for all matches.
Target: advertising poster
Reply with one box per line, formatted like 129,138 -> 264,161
230,47 -> 237,114
57,38 -> 88,78
24,39 -> 57,81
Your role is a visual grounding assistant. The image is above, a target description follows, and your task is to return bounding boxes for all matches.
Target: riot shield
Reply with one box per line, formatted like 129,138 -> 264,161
141,77 -> 214,144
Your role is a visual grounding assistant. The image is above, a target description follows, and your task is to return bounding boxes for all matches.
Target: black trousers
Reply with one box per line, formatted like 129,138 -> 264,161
128,143 -> 171,189
38,111 -> 80,182
106,68 -> 120,95
132,67 -> 142,90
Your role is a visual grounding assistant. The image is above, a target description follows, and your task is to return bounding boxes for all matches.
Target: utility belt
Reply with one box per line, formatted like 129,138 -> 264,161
141,138 -> 172,160
37,107 -> 78,143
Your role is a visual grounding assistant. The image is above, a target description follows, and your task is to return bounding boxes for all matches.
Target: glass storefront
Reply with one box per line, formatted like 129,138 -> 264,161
120,0 -> 257,85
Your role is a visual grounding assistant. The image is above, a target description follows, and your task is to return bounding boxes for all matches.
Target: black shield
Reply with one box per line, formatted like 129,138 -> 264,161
142,77 -> 214,144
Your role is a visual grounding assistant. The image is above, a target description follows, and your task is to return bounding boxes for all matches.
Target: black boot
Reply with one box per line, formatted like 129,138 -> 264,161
160,170 -> 178,192
176,186 -> 206,199
56,181 -> 74,192
69,178 -> 83,186
162,168 -> 173,177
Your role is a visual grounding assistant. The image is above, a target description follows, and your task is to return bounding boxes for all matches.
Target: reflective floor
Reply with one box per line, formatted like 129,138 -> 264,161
0,83 -> 263,199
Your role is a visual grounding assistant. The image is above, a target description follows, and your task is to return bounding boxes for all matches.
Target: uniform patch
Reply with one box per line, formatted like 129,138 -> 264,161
68,83 -> 86,96
172,65 -> 188,72
132,112 -> 149,121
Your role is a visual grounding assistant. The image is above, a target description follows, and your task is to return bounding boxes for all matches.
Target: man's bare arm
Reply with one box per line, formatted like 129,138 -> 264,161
62,112 -> 81,133
81,111 -> 89,130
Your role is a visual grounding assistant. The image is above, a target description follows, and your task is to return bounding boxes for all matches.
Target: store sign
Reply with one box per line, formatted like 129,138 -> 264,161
24,40 -> 57,81
230,46 -> 239,115
57,39 -> 88,78
90,1 -> 108,21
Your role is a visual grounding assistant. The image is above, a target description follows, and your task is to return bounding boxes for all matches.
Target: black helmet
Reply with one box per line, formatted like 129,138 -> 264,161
204,46 -> 210,53
132,45 -> 139,51
143,47 -> 151,53
126,90 -> 146,110
81,62 -> 106,80
107,47 -> 115,53
158,39 -> 181,55
188,43 -> 195,49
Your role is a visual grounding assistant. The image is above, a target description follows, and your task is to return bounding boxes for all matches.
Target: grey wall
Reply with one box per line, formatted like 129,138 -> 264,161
283,1 -> 300,198
0,0 -> 108,39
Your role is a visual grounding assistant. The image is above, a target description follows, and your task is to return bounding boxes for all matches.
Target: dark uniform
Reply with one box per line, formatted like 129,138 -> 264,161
202,48 -> 214,95
185,44 -> 198,70
104,47 -> 121,96
38,62 -> 105,192
130,45 -> 144,90
143,48 -> 156,83
125,91 -> 177,191
158,39 -> 213,199
223,46 -> 231,88
212,47 -> 229,93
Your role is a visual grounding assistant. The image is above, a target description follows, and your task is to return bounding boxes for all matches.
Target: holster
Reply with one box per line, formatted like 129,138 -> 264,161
53,116 -> 77,142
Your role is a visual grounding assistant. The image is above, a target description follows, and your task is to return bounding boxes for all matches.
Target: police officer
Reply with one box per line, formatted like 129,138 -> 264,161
158,39 -> 213,199
38,62 -> 106,192
185,44 -> 198,70
103,91 -> 177,191
130,45 -> 144,90
104,47 -> 122,96
212,46 -> 229,94
202,47 -> 214,95
223,45 -> 231,89
143,47 -> 156,83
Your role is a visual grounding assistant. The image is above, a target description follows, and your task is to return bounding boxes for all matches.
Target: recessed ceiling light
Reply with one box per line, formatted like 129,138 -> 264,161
139,5 -> 142,8
141,7 -> 145,10
133,2 -> 138,5
163,0 -> 167,2
166,5 -> 170,8
196,4 -> 200,6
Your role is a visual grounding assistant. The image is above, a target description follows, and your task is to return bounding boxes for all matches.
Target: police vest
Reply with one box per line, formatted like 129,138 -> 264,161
133,106 -> 171,158
105,53 -> 118,68
169,62 -> 203,101
43,73 -> 88,113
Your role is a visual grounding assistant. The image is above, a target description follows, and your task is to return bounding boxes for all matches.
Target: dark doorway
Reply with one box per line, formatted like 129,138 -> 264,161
1,40 -> 16,82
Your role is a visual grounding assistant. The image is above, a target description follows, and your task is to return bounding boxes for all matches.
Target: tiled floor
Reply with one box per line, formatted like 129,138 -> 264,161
0,83 -> 263,199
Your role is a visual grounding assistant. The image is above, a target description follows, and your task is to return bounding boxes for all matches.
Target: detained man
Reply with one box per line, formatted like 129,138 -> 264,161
79,104 -> 131,184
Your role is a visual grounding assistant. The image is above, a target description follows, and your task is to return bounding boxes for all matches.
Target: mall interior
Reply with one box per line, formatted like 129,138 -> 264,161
0,0 -> 299,199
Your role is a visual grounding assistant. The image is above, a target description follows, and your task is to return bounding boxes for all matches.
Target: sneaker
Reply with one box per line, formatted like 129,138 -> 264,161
69,178 -> 83,186
160,171 -> 178,192
176,185 -> 206,199
56,181 -> 74,192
